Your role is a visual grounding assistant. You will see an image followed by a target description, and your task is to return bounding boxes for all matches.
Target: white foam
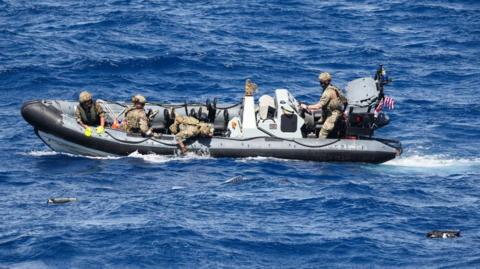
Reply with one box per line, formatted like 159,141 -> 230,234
23,150 -> 59,156
22,149 -> 211,162
384,155 -> 480,168
83,155 -> 122,160
127,151 -> 211,163
22,150 -> 121,160
235,156 -> 292,163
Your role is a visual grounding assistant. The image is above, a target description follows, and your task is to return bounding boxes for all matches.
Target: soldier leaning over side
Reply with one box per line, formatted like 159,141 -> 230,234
301,72 -> 347,138
75,91 -> 106,136
169,115 -> 214,154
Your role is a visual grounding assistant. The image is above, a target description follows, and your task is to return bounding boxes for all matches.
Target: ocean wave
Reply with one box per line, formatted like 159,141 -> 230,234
72,55 -> 192,72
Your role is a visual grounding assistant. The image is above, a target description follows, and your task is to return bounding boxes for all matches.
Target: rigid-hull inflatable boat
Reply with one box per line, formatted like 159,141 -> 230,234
21,69 -> 401,163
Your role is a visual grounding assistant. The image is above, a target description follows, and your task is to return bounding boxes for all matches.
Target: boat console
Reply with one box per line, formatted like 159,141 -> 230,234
229,70 -> 392,140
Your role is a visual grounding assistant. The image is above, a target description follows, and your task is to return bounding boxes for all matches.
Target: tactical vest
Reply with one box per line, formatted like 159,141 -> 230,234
333,87 -> 348,107
124,108 -> 145,133
182,116 -> 200,125
78,103 -> 99,126
325,85 -> 347,112
171,116 -> 213,136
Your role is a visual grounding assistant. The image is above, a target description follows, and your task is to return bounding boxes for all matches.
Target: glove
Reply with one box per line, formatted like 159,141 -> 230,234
96,126 -> 105,134
84,127 -> 92,137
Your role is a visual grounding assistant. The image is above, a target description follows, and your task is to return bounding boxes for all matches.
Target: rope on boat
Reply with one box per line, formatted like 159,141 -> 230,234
147,101 -> 242,110
257,126 -> 341,148
97,100 -> 129,121
213,128 -> 341,149
104,130 -> 177,147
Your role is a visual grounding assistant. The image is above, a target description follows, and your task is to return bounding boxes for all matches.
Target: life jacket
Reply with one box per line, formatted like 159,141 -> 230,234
78,103 -> 100,126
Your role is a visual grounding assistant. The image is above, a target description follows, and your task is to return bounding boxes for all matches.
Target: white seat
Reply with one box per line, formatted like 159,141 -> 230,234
258,95 -> 276,120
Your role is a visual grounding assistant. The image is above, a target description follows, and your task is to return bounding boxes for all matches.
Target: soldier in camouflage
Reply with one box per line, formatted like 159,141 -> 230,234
169,115 -> 214,153
124,95 -> 151,136
75,91 -> 106,134
301,72 -> 347,138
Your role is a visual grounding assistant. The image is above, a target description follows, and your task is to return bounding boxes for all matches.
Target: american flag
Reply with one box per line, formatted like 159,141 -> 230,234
374,96 -> 395,117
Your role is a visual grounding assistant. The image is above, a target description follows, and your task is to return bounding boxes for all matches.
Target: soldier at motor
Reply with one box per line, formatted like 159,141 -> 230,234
300,72 -> 347,138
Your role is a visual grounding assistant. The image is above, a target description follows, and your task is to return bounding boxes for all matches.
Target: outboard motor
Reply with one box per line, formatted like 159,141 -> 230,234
343,65 -> 393,137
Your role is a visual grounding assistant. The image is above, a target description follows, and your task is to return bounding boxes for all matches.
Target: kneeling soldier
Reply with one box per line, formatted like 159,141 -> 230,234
75,91 -> 106,136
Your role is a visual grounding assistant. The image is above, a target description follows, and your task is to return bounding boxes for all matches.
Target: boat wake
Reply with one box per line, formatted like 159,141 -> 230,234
384,154 -> 480,168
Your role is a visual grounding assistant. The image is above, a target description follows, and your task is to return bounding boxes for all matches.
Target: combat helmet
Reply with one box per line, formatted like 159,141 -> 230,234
133,95 -> 146,104
79,91 -> 92,103
318,72 -> 331,82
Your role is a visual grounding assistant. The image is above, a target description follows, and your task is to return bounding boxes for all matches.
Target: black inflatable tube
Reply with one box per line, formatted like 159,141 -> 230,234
21,101 -> 176,155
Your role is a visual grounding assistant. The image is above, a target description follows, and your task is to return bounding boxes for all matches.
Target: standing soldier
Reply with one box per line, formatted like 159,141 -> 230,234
124,95 -> 152,136
169,115 -> 214,153
75,91 -> 106,136
301,72 -> 347,138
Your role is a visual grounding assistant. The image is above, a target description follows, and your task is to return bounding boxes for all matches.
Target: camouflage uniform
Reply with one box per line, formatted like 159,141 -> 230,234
75,101 -> 105,126
318,84 -> 345,138
169,116 -> 214,142
124,107 -> 150,134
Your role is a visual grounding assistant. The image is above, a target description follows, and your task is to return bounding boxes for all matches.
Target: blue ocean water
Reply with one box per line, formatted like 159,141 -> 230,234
1,0 -> 480,268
